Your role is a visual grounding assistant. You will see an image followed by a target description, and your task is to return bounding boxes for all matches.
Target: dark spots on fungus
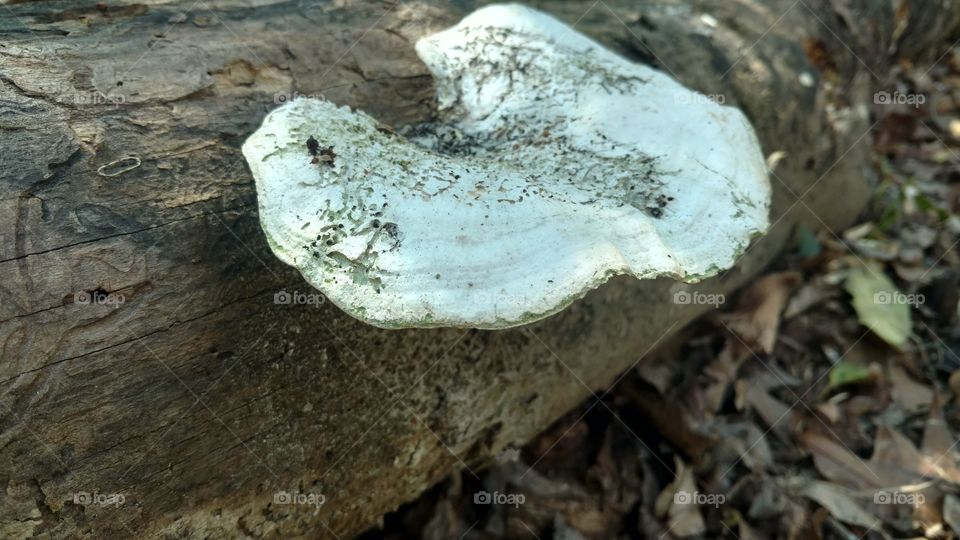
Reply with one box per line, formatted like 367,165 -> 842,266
378,222 -> 402,250
648,207 -> 663,218
306,136 -> 336,167
371,219 -> 381,228
318,146 -> 336,167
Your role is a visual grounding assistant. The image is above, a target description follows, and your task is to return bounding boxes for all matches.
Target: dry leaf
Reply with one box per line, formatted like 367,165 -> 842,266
623,381 -> 714,464
944,494 -> 960,534
731,511 -> 766,540
423,499 -> 465,540
801,431 -> 882,490
636,362 -> 673,395
799,480 -> 883,531
720,272 -> 803,353
564,508 -> 613,538
889,361 -> 933,411
703,344 -> 748,414
868,425 -> 925,486
949,369 -> 960,399
716,422 -> 775,472
746,478 -> 789,521
814,401 -> 842,424
553,515 -> 589,540
656,459 -> 707,538
921,393 -> 960,482
738,380 -> 793,442
784,281 -> 834,319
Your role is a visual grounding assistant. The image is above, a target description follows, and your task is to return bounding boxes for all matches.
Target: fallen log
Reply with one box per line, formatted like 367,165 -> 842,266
0,0 -> 956,537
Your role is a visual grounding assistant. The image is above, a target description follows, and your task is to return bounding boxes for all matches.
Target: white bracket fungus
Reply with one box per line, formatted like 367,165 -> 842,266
243,4 -> 771,329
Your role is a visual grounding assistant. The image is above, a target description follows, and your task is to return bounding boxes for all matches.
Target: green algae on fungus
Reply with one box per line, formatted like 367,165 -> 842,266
241,4 -> 771,329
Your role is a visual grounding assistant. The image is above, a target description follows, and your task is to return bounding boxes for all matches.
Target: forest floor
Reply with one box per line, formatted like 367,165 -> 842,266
360,45 -> 960,540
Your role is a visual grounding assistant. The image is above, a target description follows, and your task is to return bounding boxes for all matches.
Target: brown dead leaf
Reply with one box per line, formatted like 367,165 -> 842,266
800,431 -> 882,490
587,426 -> 642,515
814,401 -> 842,424
799,480 -> 883,531
655,459 -> 706,538
550,516 -> 589,540
868,425 -> 926,486
623,381 -> 714,464
703,344 -> 748,414
737,379 -> 794,443
874,111 -> 918,154
523,416 -> 591,476
784,281 -> 836,320
921,393 -> 960,482
913,485 -> 946,538
491,463 -> 612,538
889,361 -> 934,411
805,507 -> 829,540
716,421 -> 775,473
731,511 -> 766,540
744,478 -> 790,521
944,494 -> 960,535
423,498 -> 466,540
563,508 -> 613,538
636,362 -> 673,395
949,369 -> 960,399
720,272 -> 803,354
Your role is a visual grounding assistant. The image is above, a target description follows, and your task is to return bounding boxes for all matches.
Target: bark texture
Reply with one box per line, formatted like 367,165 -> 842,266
0,0 -> 956,538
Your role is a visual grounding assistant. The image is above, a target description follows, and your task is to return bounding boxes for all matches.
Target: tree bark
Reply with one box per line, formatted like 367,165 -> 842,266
0,0 -> 955,538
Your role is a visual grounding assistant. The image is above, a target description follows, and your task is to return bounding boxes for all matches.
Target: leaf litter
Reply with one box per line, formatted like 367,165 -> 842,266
358,40 -> 960,540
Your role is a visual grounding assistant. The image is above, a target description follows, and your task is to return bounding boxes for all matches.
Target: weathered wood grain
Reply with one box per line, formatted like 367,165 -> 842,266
1,0 -> 956,537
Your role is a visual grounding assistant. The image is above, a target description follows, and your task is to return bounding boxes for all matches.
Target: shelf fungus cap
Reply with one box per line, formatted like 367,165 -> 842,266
242,4 -> 771,329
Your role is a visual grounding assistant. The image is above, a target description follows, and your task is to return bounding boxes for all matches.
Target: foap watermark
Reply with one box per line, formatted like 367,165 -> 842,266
273,490 -> 326,512
274,289 -> 326,307
73,491 -> 125,508
874,490 -> 925,506
874,90 -> 925,108
474,490 -> 525,508
74,91 -> 126,106
674,93 -> 726,106
873,291 -> 924,307
671,284 -> 724,308
74,289 -> 125,307
274,91 -> 324,104
673,490 -> 725,508
471,291 -> 530,306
